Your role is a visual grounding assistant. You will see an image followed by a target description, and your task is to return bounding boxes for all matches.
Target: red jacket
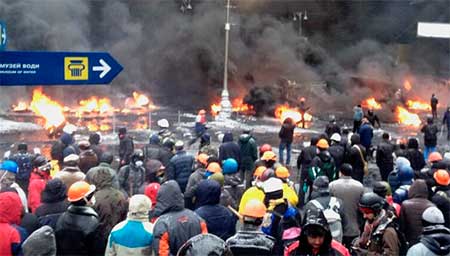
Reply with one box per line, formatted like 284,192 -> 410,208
0,192 -> 23,256
28,171 -> 51,213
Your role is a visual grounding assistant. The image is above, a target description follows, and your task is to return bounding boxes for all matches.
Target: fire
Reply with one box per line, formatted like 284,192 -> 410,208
29,88 -> 66,129
406,100 -> 431,111
211,103 -> 221,116
210,98 -> 253,116
362,97 -> 382,110
274,104 -> 313,127
396,106 -> 421,127
78,97 -> 115,115
12,101 -> 28,112
403,80 -> 412,91
133,91 -> 150,107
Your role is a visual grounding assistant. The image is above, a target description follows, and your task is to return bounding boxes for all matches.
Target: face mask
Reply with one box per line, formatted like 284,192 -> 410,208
89,196 -> 96,206
135,160 -> 143,167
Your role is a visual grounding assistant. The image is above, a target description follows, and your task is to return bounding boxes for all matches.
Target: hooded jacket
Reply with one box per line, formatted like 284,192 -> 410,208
238,134 -> 258,171
388,157 -> 411,192
194,180 -> 237,241
85,162 -> 120,190
358,122 -> 373,148
329,143 -> 345,171
35,179 -> 69,229
406,138 -> 426,172
91,168 -> 128,252
22,225 -> 56,256
55,204 -> 102,255
223,170 -> 244,209
0,192 -> 23,256
166,150 -> 195,193
226,223 -> 275,256
184,167 -> 206,199
346,135 -> 366,183
279,121 -> 296,143
407,225 -> 450,256
421,122 -> 439,147
153,181 -> 207,256
309,150 -> 337,182
400,180 -> 435,245
376,139 -> 394,180
118,162 -> 146,197
79,149 -> 98,173
432,186 -> 450,228
54,166 -> 85,189
219,132 -> 241,164
28,170 -> 51,213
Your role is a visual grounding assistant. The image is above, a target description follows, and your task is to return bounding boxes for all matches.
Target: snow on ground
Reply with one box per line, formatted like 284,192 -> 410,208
0,118 -> 42,134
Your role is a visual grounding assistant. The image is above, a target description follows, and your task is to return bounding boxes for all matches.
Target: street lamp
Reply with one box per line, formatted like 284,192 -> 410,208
218,0 -> 233,120
293,11 -> 308,37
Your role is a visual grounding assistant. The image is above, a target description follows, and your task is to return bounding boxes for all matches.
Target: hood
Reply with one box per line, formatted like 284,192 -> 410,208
222,132 -> 233,143
90,167 -> 113,190
0,192 -> 22,225
144,183 -> 160,206
282,122 -> 295,129
149,133 -> 161,145
408,179 -> 429,199
41,178 -> 67,203
350,134 -> 360,145
177,234 -> 226,256
318,150 -> 332,162
195,180 -> 221,207
310,135 -> 320,146
422,226 -> 450,255
153,180 -> 184,217
407,138 -> 419,149
239,134 -> 251,143
300,208 -> 332,253
22,225 -> 56,256
128,195 -> 151,220
88,133 -> 101,145
60,133 -> 73,145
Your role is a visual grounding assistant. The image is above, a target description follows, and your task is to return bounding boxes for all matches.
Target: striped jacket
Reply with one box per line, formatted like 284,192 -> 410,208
105,218 -> 154,256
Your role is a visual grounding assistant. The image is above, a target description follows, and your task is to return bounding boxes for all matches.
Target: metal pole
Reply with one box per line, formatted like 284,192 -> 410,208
298,12 -> 302,37
224,0 -> 230,92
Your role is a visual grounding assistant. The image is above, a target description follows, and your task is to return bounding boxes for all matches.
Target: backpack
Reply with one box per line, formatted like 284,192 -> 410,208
13,153 -> 32,181
310,197 -> 343,242
373,217 -> 409,255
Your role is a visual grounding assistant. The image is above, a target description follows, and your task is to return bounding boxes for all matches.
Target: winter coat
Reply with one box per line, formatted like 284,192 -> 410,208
166,150 -> 195,193
35,178 -> 68,229
106,196 -> 154,256
177,233 -> 229,256
407,225 -> 450,256
325,122 -> 341,139
184,168 -> 206,199
358,123 -> 373,148
53,166 -> 85,189
91,168 -> 128,252
432,186 -> 450,228
308,150 -> 337,182
85,162 -> 120,190
152,180 -> 208,256
22,225 -> 56,256
194,180 -> 237,241
329,176 -> 364,237
0,192 -> 23,256
444,110 -> 450,128
219,134 -> 241,165
119,135 -> 134,165
159,148 -> 174,168
421,123 -> 439,147
407,150 -> 426,173
55,205 -> 102,255
28,171 -> 51,213
223,172 -> 244,209
279,122 -> 296,143
238,134 -> 258,172
79,149 -> 98,173
329,144 -> 345,171
225,224 -> 275,256
118,163 -> 146,197
376,140 -> 394,180
347,142 -> 366,183
399,179 -> 435,245
10,151 -> 33,186
144,143 -> 165,162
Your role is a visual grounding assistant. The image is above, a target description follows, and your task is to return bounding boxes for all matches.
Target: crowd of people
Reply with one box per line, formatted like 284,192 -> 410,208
0,103 -> 450,256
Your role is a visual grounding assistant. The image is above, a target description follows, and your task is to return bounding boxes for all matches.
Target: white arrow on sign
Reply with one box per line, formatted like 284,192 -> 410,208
92,58 -> 111,79
1,27 -> 5,45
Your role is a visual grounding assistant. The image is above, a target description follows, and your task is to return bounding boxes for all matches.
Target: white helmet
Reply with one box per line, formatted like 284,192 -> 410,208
330,133 -> 341,142
157,119 -> 170,128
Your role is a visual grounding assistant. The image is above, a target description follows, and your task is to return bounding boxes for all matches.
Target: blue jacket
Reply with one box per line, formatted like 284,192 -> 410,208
166,150 -> 195,193
195,180 -> 237,241
358,123 -> 373,148
106,218 -> 153,256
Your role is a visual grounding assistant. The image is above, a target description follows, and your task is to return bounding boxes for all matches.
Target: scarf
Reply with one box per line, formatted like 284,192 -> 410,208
359,210 -> 386,248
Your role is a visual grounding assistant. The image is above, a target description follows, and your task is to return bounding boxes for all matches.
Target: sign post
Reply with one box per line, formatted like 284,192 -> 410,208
0,51 -> 123,86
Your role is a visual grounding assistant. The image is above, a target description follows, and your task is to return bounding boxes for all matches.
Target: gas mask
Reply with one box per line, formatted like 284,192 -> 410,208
135,160 -> 144,167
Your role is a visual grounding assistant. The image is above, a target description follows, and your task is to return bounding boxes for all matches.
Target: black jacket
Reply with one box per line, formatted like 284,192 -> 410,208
119,135 -> 134,164
376,140 -> 394,180
166,150 -> 195,193
55,205 -> 101,256
329,144 -> 345,171
238,134 -> 258,171
226,225 -> 275,256
279,122 -> 296,143
432,186 -> 450,228
35,201 -> 69,229
144,143 -> 165,162
325,123 -> 341,139
421,124 -> 438,147
346,136 -> 366,183
420,225 -> 450,255
219,133 -> 241,164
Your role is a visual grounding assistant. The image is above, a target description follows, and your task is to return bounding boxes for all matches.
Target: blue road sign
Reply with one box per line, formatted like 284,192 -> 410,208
0,21 -> 6,51
0,51 -> 123,86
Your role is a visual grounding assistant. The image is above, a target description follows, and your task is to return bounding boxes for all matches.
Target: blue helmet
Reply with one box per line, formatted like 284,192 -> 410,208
0,160 -> 18,174
222,158 -> 238,174
393,185 -> 409,204
398,165 -> 414,185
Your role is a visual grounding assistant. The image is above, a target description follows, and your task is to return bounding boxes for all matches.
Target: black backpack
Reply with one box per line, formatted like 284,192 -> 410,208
13,153 -> 32,181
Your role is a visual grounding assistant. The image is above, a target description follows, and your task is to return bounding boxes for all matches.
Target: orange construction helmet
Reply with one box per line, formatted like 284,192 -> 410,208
196,153 -> 209,166
254,166 -> 267,178
259,144 -> 272,154
67,181 -> 96,202
207,162 -> 222,173
242,199 -> 266,218
261,151 -> 277,161
198,109 -> 206,115
428,152 -> 443,163
316,139 -> 329,149
434,169 -> 450,186
275,166 -> 290,179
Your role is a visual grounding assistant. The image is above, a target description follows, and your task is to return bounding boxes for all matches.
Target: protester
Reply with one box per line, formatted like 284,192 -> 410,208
54,154 -> 85,189
347,134 -> 366,183
366,109 -> 381,128
22,225 -> 56,256
194,179 -> 237,240
219,131 -> 241,165
239,129 -> 258,189
226,199 -> 275,255
0,160 -> 28,213
279,117 -> 296,165
35,179 -> 68,229
431,93 -> 439,119
85,152 -> 120,190
166,141 -> 195,193
118,127 -> 134,167
118,149 -> 146,197
178,233 -> 230,256
152,180 -> 208,255
406,137 -> 426,173
143,133 -> 164,161
376,132 -> 394,181
78,140 -> 98,173
0,191 -> 25,256
373,181 -> 400,217
199,133 -> 218,158
55,181 -> 102,255
392,165 -> 414,204
353,104 -> 363,133
275,165 -> 298,206
184,153 -> 209,209
443,106 -> 450,141
238,166 -> 266,214
358,118 -> 373,158
325,115 -> 341,139
10,142 -> 33,194
142,159 -> 165,187
388,156 -> 411,192
297,135 -> 319,206
329,163 -> 364,247
256,144 -> 273,168
88,132 -> 103,159
431,169 -> 450,228
329,133 -> 345,171
222,158 -> 244,209
27,155 -> 52,213
421,115 -> 439,161
106,195 -> 154,256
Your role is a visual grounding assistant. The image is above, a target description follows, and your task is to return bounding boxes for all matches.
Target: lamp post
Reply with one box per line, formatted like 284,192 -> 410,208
293,11 -> 308,37
218,0 -> 232,120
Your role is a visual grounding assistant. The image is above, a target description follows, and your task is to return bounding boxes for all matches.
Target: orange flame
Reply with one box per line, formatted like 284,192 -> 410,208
210,98 -> 253,116
13,101 -> 29,112
29,88 -> 66,129
362,97 -> 382,110
78,97 -> 115,115
133,91 -> 150,107
274,104 -> 313,127
396,106 -> 421,127
403,80 -> 412,91
406,100 -> 431,111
